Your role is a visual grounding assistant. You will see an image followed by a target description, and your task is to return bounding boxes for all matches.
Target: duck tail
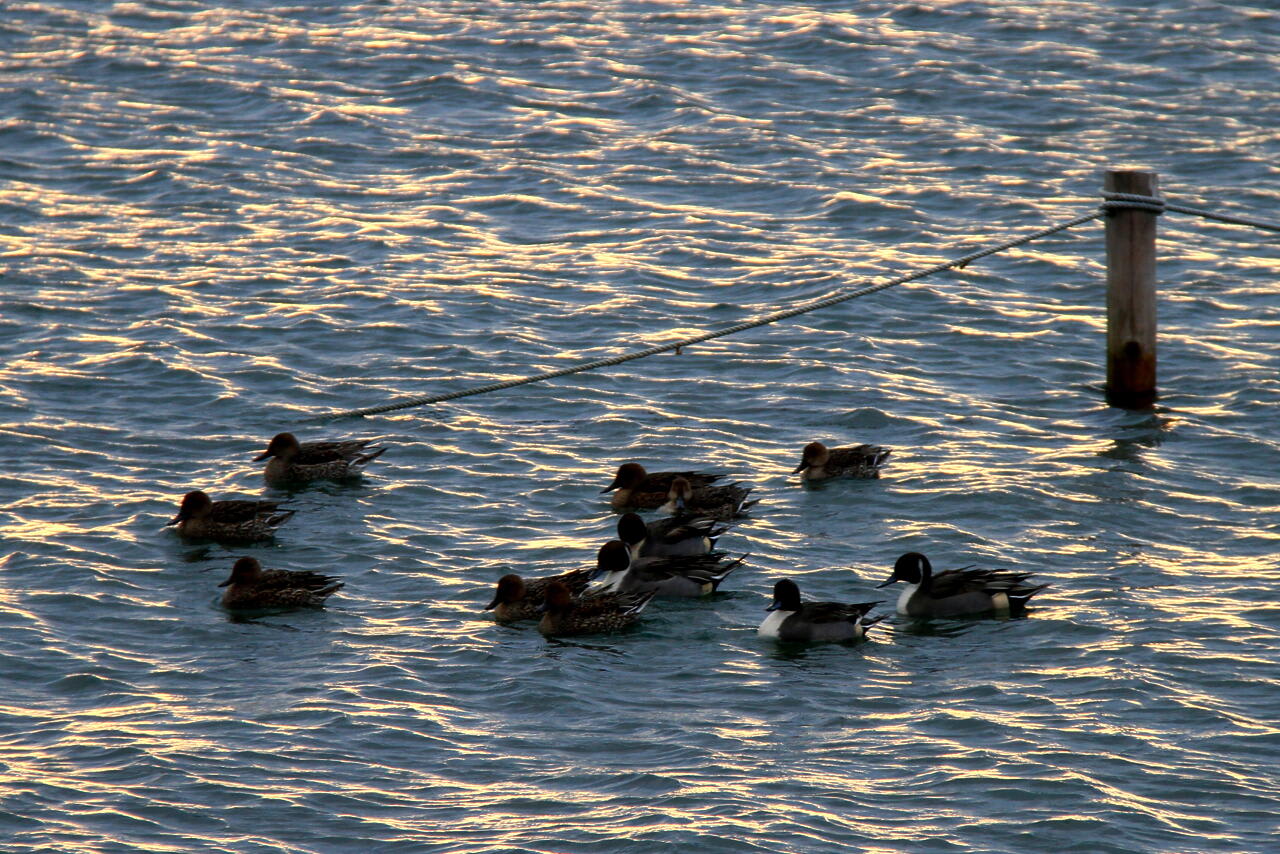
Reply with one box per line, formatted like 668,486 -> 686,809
317,581 -> 345,600
708,553 -> 749,590
351,445 -> 388,472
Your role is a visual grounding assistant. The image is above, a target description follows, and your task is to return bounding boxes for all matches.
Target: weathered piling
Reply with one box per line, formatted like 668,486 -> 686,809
1104,169 -> 1159,408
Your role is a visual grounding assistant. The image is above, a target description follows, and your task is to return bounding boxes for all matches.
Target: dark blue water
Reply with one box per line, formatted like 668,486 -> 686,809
3,2 -> 1279,852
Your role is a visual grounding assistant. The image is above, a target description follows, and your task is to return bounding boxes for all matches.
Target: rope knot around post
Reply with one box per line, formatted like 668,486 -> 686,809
1101,192 -> 1166,216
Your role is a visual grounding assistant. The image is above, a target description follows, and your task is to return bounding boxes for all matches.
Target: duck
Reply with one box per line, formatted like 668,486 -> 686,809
601,462 -> 726,511
658,476 -> 757,521
538,580 -> 656,637
483,570 -> 593,623
757,578 -> 883,643
166,490 -> 295,541
589,539 -> 746,598
616,511 -> 729,559
254,432 -> 387,486
217,556 -> 343,611
877,551 -> 1048,618
793,441 -> 891,482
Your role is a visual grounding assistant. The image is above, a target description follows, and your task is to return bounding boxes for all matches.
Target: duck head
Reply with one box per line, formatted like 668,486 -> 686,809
254,432 -> 300,462
878,552 -> 933,587
218,556 -> 263,588
485,574 -> 526,610
792,441 -> 830,474
167,490 -> 212,525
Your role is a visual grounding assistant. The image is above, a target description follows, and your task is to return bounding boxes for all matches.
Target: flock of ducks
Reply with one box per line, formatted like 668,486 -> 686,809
168,434 -> 1048,642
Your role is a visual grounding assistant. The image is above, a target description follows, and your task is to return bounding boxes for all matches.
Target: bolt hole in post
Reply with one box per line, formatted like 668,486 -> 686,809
1104,168 -> 1159,409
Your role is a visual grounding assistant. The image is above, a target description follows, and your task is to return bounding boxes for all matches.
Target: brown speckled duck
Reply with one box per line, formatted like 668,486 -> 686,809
537,580 -> 655,637
217,556 -> 344,611
657,476 -> 757,521
166,490 -> 294,542
793,441 -> 891,482
600,462 -> 726,511
483,570 -> 593,623
255,432 -> 387,486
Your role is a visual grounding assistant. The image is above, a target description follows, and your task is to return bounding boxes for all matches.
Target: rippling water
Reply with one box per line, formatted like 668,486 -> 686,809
3,2 -> 1280,851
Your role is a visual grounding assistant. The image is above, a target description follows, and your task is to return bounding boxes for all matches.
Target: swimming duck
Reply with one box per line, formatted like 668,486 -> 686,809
658,476 -> 757,521
601,462 -> 726,511
483,570 -> 593,623
166,490 -> 295,541
616,511 -> 729,559
255,432 -> 387,486
589,539 -> 746,598
793,441 -> 891,482
757,578 -> 883,643
877,552 -> 1048,618
538,580 -> 656,637
217,556 -> 343,611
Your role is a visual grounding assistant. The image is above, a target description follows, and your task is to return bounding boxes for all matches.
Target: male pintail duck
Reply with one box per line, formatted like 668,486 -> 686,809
793,441 -> 891,482
659,476 -> 757,521
166,490 -> 295,541
538,580 -> 656,637
877,552 -> 1048,618
601,462 -> 726,511
217,556 -> 343,611
483,570 -> 593,623
616,511 -> 729,559
758,578 -> 883,643
255,432 -> 387,486
589,539 -> 747,598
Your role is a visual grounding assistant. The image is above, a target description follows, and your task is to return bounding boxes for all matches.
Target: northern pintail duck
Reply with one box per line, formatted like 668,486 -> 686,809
255,432 -> 387,486
758,579 -> 883,643
616,512 -> 729,559
538,580 -> 656,637
483,570 -> 593,623
589,539 -> 746,598
793,441 -> 891,482
601,462 -> 726,511
166,490 -> 295,541
217,556 -> 343,611
877,552 -> 1048,618
658,476 -> 757,521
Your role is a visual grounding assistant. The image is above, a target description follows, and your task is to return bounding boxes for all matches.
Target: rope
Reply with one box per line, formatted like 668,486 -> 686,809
1104,192 -> 1280,232
322,209 -> 1104,420
320,191 -> 1277,421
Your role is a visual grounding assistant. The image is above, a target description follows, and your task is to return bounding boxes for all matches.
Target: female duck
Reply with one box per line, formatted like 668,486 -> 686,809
601,462 -> 725,511
758,578 -> 883,643
793,441 -> 891,482
255,432 -> 387,486
218,556 -> 343,611
166,490 -> 294,542
483,570 -> 593,623
658,476 -> 757,521
538,581 -> 656,637
877,552 -> 1047,618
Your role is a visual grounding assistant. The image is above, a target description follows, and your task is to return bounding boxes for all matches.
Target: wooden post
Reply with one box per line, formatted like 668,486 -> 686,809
1104,169 -> 1159,408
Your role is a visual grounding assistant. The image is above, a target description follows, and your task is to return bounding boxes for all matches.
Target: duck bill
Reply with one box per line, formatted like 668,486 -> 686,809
165,512 -> 185,526
217,577 -> 234,588
599,479 -> 620,494
253,449 -> 274,461
791,461 -> 808,474
482,595 -> 500,611
876,576 -> 897,588
765,600 -> 781,611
